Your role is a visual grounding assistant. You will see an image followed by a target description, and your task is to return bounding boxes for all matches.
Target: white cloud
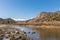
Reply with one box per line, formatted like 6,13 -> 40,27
12,18 -> 27,21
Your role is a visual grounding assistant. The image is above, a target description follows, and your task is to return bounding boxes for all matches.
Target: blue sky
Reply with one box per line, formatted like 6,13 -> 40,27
0,0 -> 60,19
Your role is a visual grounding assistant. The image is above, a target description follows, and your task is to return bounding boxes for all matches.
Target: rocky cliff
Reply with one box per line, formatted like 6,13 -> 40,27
26,11 -> 60,25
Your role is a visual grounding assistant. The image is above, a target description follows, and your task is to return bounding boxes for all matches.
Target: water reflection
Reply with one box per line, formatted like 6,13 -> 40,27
13,26 -> 60,40
37,28 -> 60,40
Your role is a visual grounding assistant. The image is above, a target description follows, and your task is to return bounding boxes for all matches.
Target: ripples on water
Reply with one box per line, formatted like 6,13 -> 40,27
12,26 -> 60,40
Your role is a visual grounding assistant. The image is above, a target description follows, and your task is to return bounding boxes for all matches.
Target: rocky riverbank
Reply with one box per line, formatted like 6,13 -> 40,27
0,25 -> 33,40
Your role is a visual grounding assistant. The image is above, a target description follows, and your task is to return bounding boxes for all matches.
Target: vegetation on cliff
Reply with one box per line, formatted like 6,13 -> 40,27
0,18 -> 16,24
26,11 -> 60,25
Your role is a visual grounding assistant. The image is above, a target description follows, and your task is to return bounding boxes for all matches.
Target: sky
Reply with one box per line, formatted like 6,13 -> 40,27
0,0 -> 60,19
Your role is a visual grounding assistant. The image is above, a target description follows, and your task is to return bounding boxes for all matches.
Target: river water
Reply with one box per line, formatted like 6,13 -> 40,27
13,26 -> 60,40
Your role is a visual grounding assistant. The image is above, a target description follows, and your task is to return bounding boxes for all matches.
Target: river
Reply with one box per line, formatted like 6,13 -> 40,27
12,26 -> 60,40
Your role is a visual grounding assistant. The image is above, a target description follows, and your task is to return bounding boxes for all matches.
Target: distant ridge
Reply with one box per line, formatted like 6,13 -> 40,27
0,18 -> 16,24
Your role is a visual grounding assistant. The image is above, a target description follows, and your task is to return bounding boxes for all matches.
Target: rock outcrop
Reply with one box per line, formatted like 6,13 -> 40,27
26,11 -> 60,26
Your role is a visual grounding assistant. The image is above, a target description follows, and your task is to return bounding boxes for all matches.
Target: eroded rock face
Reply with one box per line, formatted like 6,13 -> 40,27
26,11 -> 60,25
36,12 -> 48,19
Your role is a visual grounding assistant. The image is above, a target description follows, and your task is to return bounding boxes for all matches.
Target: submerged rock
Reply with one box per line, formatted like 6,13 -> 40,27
31,32 -> 36,34
28,31 -> 36,34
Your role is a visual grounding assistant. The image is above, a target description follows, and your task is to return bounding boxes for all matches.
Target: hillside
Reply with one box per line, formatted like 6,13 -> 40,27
1,11 -> 60,26
0,18 -> 16,24
26,11 -> 60,26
